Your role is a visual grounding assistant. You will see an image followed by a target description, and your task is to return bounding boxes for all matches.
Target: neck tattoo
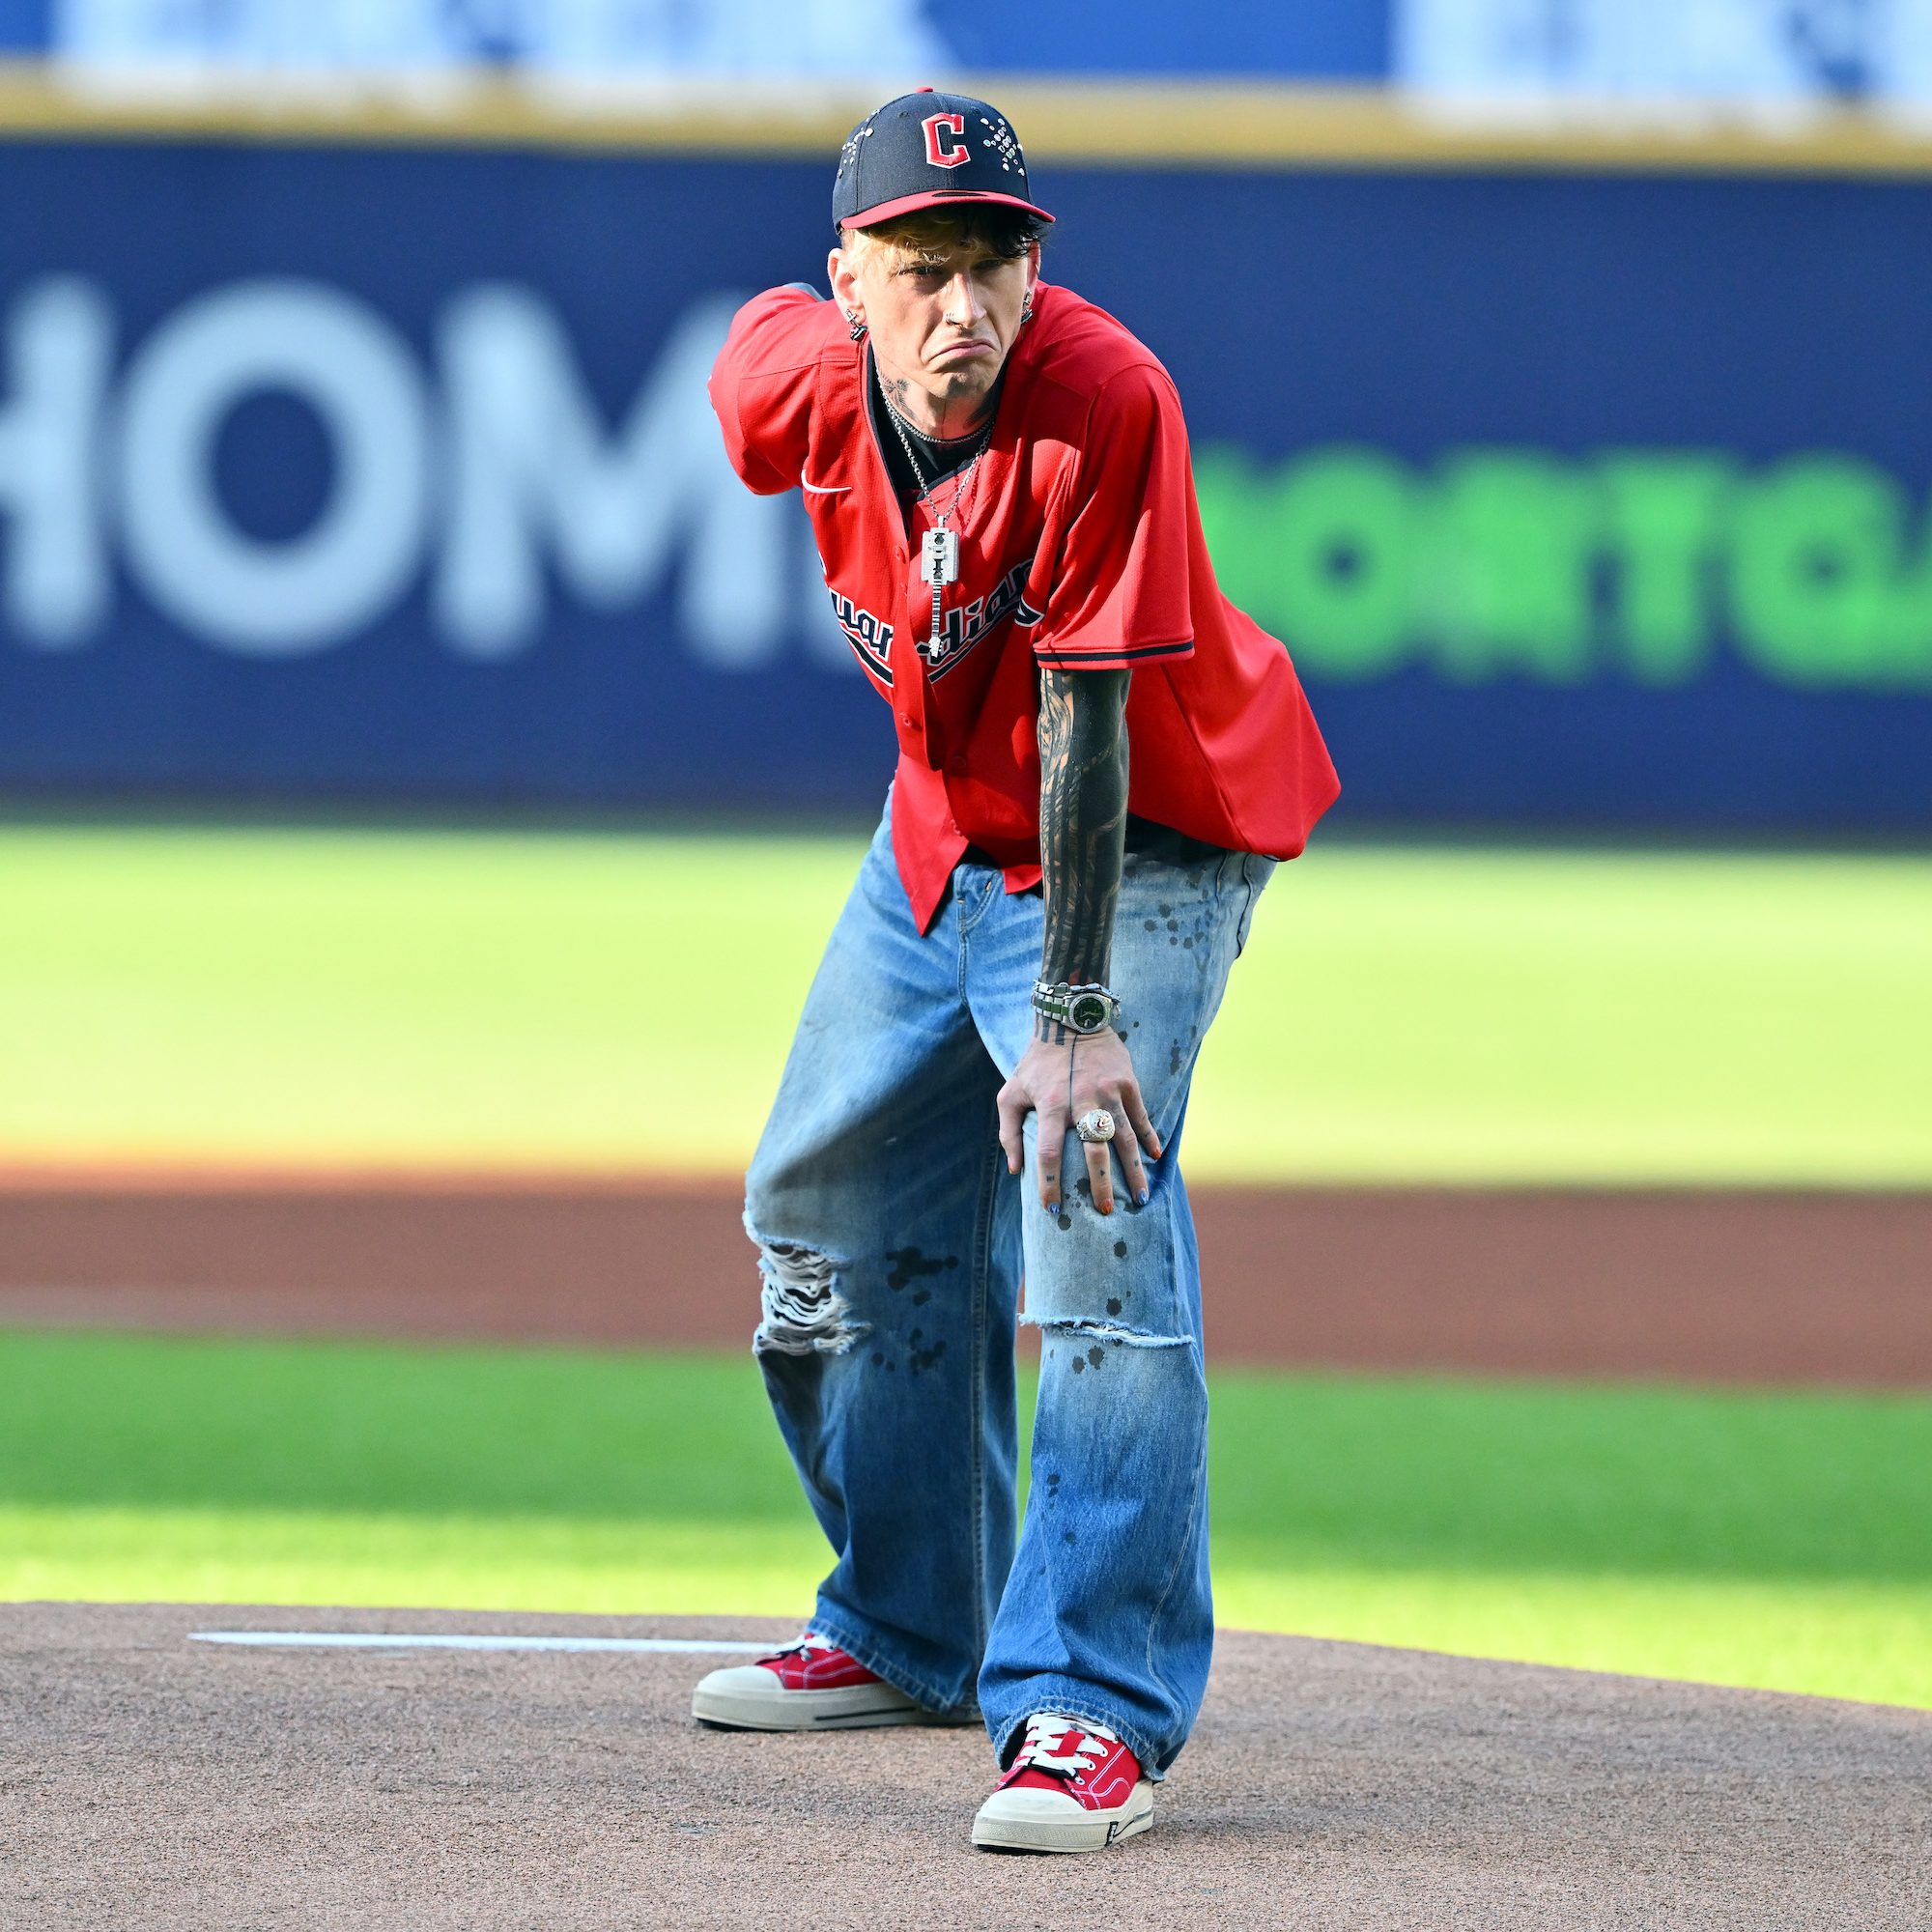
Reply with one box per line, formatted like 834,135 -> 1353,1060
876,367 -> 997,658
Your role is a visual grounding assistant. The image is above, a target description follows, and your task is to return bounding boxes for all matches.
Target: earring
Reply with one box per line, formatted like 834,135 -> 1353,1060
1020,296 -> 1034,325
846,312 -> 867,340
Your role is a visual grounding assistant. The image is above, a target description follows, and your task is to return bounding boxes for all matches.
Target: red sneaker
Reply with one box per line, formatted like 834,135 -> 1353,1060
691,1632 -> 922,1730
972,1713 -> 1155,1852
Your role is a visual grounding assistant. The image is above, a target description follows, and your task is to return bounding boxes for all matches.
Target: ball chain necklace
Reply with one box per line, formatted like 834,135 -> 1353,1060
878,378 -> 996,659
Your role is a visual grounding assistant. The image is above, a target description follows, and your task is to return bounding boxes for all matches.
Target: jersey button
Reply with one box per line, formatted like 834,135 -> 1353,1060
898,712 -> 916,730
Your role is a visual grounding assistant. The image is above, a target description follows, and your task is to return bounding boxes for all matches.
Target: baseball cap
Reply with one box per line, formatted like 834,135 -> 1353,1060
833,87 -> 1055,235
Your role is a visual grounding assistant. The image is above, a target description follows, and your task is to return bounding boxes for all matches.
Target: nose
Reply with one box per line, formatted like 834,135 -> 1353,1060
943,270 -> 985,327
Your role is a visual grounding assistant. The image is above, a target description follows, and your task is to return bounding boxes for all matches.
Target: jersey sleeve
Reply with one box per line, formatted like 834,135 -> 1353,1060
1028,363 -> 1198,671
707,287 -> 828,497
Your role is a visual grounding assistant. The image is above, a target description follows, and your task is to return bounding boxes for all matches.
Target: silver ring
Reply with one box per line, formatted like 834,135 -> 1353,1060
1074,1108 -> 1117,1145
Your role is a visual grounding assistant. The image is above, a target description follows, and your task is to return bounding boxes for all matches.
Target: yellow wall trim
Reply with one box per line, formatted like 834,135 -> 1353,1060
5,67 -> 1932,177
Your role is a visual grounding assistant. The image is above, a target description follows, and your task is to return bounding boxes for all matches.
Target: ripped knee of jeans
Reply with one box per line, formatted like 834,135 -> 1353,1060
747,1220 -> 868,1358
1023,1314 -> 1192,1374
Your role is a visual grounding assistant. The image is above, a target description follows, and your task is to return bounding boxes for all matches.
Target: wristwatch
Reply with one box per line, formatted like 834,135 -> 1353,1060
1031,980 -> 1122,1037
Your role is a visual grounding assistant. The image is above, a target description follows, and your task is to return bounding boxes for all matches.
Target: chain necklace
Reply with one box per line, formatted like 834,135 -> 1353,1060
879,384 -> 996,660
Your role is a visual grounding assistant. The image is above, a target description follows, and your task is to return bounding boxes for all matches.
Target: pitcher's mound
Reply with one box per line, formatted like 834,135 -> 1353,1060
4,1604 -> 1926,1930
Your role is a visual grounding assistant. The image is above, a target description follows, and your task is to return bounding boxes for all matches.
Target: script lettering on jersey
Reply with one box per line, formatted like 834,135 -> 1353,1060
920,556 -> 1042,681
828,586 -> 895,685
825,555 -> 1040,686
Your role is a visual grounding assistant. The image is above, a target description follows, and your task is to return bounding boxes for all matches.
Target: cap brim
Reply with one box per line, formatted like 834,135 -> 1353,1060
842,188 -> 1055,230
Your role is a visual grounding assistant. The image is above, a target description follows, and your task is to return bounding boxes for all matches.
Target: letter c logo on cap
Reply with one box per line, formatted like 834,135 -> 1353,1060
923,113 -> 970,169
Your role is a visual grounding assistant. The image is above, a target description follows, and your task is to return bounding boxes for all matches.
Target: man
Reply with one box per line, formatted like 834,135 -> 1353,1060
694,87 -> 1338,1854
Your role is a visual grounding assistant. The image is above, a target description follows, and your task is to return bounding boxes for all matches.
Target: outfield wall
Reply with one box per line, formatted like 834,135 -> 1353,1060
2,92 -> 1930,830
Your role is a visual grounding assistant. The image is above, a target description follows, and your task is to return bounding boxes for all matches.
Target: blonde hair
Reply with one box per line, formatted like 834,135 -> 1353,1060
839,206 -> 1043,269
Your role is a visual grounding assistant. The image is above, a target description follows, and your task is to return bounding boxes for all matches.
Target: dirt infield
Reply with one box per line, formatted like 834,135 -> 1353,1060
3,1603 -> 1926,1930
1,1171 -> 1928,1384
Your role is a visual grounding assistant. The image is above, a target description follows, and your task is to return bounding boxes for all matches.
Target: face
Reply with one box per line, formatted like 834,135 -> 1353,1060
830,229 -> 1038,425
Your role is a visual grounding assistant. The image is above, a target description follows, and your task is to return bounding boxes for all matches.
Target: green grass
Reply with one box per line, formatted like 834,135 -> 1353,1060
6,1329 -> 1930,1709
2,822 -> 1929,1184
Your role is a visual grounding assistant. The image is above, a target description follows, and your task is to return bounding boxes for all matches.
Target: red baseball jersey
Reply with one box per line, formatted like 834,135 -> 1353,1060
709,280 -> 1340,932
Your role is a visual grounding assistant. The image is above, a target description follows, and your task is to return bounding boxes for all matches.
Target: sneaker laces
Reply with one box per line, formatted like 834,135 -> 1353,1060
760,1630 -> 837,1663
1011,1712 -> 1120,1780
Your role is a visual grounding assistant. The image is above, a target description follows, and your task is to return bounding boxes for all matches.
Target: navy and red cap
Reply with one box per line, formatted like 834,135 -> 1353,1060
833,86 -> 1056,235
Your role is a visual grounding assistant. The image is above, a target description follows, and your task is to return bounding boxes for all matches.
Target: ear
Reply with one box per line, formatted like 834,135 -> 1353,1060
1024,241 -> 1041,298
828,245 -> 863,326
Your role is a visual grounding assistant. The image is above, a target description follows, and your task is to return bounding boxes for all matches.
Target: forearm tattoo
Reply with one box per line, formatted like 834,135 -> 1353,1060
1035,666 -> 1130,1043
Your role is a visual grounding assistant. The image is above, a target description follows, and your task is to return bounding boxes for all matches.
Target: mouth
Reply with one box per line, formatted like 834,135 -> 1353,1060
932,340 -> 997,363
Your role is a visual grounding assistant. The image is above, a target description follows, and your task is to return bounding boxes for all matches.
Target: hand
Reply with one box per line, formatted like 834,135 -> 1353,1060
996,1030 -> 1162,1216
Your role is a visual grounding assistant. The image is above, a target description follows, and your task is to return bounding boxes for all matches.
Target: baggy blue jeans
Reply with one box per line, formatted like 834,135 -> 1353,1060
743,794 -> 1274,1777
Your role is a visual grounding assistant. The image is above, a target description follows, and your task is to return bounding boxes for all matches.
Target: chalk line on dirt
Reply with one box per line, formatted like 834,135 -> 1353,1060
192,1631 -> 773,1654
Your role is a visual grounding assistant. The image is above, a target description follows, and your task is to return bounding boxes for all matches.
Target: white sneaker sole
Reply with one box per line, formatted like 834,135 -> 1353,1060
971,1779 -> 1156,1854
691,1663 -> 923,1731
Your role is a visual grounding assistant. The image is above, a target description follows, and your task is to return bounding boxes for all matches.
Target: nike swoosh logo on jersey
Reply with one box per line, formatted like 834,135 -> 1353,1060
801,480 -> 851,495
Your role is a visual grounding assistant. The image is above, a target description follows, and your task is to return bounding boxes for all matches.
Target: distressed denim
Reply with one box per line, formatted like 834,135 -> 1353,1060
743,795 -> 1274,1776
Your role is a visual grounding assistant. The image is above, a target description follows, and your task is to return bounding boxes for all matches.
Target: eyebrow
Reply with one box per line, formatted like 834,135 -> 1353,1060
898,253 -> 1009,270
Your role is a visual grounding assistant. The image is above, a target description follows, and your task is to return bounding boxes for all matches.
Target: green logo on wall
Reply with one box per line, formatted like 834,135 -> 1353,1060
1193,445 -> 1932,691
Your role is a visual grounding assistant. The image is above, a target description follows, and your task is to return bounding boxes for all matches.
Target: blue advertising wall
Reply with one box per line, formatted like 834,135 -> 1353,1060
1,133 -> 1929,831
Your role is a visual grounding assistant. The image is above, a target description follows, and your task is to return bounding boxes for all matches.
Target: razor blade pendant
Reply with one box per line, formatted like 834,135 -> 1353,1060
921,525 -> 960,588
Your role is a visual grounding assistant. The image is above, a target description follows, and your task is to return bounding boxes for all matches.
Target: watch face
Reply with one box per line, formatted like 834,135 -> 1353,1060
1068,992 -> 1110,1034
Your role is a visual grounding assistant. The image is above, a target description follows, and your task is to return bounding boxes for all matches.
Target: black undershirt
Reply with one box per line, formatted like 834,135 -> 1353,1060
866,349 -> 996,502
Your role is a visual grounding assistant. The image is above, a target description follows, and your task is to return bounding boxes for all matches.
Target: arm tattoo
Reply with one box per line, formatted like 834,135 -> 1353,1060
1035,666 -> 1130,1044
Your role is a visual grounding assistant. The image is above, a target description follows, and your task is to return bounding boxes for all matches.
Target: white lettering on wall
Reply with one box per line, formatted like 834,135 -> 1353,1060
0,272 -> 847,669
0,278 -> 114,649
116,278 -> 430,654
435,286 -> 788,666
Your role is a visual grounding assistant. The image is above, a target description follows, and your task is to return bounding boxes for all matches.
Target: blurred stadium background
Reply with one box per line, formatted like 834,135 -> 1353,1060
1,2 -> 1929,1708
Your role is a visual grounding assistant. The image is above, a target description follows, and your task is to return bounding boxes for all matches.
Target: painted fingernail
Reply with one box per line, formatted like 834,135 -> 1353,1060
1138,1187 -> 1150,1206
